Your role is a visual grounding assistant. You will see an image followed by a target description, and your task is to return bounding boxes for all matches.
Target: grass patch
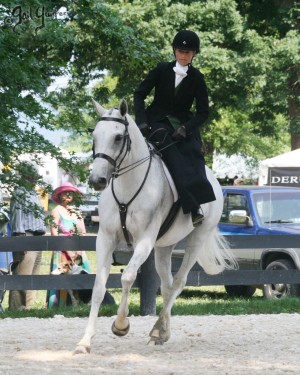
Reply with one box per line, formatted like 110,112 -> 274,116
2,251 -> 300,318
2,285 -> 300,319
168,290 -> 300,316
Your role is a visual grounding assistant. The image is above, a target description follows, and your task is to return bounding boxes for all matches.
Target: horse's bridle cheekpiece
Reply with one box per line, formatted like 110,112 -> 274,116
93,116 -> 131,172
92,115 -> 152,247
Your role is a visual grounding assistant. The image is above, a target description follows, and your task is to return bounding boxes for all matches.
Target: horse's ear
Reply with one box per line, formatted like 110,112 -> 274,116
119,99 -> 128,117
92,98 -> 106,117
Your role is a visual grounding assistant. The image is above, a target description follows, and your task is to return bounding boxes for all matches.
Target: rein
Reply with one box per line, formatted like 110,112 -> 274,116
93,115 -> 153,246
147,127 -> 180,154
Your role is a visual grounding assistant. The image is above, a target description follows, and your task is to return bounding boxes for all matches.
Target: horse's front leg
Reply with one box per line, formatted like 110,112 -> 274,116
74,232 -> 116,354
112,238 -> 154,337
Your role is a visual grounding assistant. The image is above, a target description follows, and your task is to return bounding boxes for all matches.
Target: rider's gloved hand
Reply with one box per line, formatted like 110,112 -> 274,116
138,122 -> 151,138
172,125 -> 186,141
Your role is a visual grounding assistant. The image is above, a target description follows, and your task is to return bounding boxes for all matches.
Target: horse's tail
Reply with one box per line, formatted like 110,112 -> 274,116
196,228 -> 237,275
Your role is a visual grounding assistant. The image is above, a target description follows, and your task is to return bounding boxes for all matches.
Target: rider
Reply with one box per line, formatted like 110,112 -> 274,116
134,29 -> 215,226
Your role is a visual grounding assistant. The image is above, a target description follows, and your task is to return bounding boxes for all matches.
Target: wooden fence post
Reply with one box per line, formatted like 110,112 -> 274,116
139,249 -> 160,316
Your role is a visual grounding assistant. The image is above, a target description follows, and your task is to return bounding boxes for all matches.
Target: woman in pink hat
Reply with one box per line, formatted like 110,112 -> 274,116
47,182 -> 90,308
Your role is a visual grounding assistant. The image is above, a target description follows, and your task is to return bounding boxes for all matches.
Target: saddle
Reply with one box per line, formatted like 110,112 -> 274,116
156,161 -> 181,240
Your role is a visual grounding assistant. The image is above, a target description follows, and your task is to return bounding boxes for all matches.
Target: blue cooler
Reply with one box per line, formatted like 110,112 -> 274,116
0,251 -> 12,270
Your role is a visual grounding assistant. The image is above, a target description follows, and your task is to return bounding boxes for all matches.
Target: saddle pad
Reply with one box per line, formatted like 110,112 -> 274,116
162,162 -> 179,202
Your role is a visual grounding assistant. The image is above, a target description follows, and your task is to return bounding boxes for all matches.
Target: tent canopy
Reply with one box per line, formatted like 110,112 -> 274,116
258,148 -> 300,186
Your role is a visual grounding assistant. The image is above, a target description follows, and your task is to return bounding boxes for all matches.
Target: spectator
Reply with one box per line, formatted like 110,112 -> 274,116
233,177 -> 245,186
9,162 -> 46,310
46,182 -> 89,308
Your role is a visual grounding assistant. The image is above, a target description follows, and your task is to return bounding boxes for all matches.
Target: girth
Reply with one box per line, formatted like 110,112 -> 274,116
121,199 -> 181,247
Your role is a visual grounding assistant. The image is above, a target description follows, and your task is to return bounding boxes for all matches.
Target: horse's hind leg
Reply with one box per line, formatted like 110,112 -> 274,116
74,233 -> 115,355
149,246 -> 174,344
149,242 -> 200,345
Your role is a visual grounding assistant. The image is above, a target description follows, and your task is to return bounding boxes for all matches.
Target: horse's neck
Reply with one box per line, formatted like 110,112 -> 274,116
126,129 -> 149,167
112,128 -> 151,200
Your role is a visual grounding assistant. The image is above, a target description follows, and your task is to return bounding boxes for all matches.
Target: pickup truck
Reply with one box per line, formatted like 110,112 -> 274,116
90,185 -> 300,300
219,186 -> 300,299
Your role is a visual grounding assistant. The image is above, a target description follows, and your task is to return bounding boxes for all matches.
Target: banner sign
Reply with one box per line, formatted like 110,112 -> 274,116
268,167 -> 300,187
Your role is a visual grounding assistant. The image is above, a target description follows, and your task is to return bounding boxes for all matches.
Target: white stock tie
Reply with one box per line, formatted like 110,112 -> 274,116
173,63 -> 188,87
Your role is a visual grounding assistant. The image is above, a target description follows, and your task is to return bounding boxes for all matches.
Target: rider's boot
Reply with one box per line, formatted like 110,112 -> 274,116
191,206 -> 204,227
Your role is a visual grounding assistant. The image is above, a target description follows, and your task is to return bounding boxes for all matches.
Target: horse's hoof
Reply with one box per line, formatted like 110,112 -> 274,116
73,345 -> 91,355
147,337 -> 164,346
149,328 -> 160,339
111,321 -> 130,337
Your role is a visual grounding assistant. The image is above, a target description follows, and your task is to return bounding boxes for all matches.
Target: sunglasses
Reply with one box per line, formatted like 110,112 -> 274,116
61,191 -> 74,197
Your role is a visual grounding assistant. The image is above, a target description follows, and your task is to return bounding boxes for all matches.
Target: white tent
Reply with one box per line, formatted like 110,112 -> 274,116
258,148 -> 300,186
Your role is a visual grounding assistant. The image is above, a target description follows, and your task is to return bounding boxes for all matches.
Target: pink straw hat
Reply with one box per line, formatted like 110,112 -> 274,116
51,182 -> 82,203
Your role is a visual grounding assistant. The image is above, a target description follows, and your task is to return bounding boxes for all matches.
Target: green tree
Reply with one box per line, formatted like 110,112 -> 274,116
237,0 -> 300,150
2,0 -> 298,188
49,0 -> 295,165
47,0 -> 161,136
0,0 -> 87,203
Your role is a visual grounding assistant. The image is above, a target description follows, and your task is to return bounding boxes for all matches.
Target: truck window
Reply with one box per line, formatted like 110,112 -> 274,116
220,193 -> 249,223
253,192 -> 300,223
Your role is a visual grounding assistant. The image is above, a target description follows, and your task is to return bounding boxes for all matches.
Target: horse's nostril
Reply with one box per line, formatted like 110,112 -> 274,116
98,177 -> 107,186
89,175 -> 107,191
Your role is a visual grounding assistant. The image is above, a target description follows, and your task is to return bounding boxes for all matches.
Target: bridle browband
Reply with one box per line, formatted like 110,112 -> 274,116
100,116 -> 129,126
92,114 -> 153,246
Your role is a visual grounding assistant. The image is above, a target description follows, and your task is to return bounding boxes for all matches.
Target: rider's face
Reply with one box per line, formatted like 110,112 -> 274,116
174,49 -> 196,66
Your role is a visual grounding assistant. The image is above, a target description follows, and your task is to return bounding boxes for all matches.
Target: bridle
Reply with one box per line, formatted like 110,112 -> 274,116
93,116 -> 131,174
92,115 -> 153,246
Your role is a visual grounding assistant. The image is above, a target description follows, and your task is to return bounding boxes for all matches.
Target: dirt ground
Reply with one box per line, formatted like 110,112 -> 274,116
1,314 -> 300,374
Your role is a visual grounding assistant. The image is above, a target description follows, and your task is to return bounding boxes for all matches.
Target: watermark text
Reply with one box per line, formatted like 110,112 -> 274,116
3,6 -> 68,33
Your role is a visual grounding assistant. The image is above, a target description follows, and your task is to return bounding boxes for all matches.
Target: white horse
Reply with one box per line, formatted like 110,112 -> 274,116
75,99 -> 236,354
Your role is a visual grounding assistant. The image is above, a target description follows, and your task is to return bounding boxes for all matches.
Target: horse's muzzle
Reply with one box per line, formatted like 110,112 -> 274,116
89,175 -> 107,191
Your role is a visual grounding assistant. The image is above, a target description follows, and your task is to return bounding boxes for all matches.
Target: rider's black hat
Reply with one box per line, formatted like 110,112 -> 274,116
172,30 -> 200,53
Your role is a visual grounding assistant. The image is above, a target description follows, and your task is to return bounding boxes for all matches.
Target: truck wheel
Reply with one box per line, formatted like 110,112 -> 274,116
263,259 -> 300,299
225,285 -> 256,298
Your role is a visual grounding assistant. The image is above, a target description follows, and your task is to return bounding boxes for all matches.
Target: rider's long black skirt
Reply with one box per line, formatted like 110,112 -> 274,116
148,119 -> 216,214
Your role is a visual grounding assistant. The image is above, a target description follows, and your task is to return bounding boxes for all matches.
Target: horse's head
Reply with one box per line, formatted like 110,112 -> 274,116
89,99 -> 131,191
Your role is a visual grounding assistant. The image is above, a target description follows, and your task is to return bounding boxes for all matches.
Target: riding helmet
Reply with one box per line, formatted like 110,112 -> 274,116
172,30 -> 200,53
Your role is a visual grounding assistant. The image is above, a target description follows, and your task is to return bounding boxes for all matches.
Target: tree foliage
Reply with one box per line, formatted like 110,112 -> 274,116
1,0 -> 299,196
47,0 -> 299,163
0,0 -> 87,200
237,0 -> 300,149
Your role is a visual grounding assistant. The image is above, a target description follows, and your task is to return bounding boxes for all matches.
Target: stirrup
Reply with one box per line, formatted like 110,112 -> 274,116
192,207 -> 204,227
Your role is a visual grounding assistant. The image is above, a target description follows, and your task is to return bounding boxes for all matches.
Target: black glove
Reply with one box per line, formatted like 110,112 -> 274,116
172,125 -> 186,141
138,122 -> 151,138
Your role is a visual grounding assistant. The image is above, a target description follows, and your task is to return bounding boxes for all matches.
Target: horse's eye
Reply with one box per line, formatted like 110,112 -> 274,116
115,134 -> 123,142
